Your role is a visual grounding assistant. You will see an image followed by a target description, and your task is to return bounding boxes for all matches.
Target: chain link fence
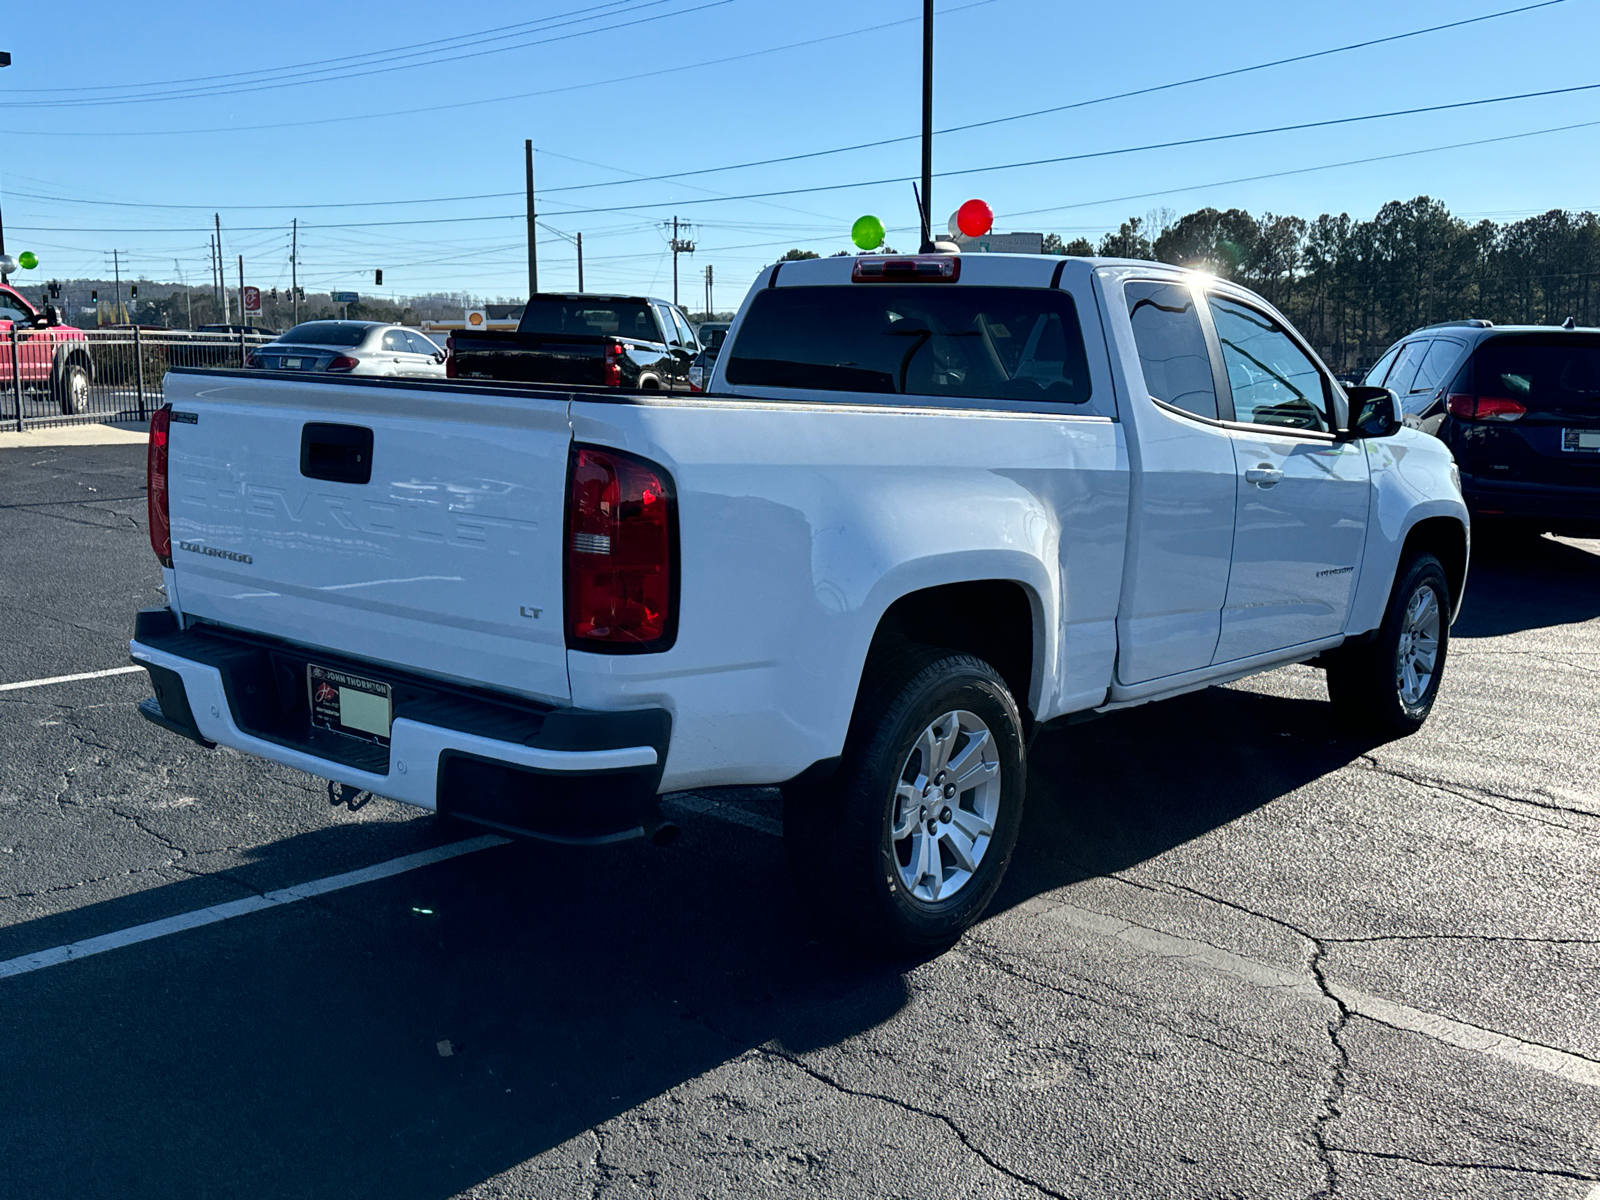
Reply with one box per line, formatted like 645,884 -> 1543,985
3,328 -> 276,431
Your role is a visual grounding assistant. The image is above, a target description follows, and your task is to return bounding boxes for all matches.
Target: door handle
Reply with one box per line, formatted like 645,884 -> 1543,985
1245,465 -> 1284,487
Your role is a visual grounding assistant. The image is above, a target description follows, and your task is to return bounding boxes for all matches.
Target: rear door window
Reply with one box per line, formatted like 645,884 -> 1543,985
382,330 -> 409,352
724,285 -> 1093,405
1383,340 -> 1432,395
1125,281 -> 1218,420
670,308 -> 698,350
1408,338 -> 1465,397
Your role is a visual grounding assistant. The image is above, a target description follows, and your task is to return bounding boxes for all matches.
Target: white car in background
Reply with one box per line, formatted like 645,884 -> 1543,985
248,321 -> 446,378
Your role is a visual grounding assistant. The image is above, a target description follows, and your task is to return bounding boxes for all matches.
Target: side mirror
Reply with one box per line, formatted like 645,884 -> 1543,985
1344,385 -> 1402,439
42,303 -> 60,326
433,351 -> 446,364
31,312 -> 51,329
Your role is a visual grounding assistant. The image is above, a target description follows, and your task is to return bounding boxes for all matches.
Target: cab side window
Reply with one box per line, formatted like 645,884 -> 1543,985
1208,295 -> 1330,433
671,308 -> 699,351
1125,281 -> 1218,420
0,293 -> 31,325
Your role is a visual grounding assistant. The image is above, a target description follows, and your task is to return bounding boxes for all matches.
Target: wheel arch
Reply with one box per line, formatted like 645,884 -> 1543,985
1401,515 -> 1469,621
858,578 -> 1043,735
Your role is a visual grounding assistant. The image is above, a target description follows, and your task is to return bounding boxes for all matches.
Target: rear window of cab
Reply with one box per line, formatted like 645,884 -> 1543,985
724,285 -> 1092,405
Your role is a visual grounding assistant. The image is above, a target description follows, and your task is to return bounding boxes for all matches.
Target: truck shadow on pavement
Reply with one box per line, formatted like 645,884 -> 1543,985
1452,533 -> 1600,638
1,683 -> 1386,1200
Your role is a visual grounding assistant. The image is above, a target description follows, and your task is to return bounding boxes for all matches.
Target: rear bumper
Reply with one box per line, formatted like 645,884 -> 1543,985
1461,474 -> 1600,533
129,611 -> 671,842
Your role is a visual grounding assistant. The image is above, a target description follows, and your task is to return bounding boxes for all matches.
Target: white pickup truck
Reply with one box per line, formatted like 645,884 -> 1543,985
132,253 -> 1468,952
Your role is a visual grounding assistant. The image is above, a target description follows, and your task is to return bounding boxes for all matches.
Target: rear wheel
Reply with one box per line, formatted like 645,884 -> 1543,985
1326,553 -> 1450,736
784,645 -> 1025,955
55,362 -> 90,415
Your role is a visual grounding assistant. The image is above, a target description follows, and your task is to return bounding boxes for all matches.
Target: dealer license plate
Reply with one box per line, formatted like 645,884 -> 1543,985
1563,429 -> 1600,453
308,664 -> 392,745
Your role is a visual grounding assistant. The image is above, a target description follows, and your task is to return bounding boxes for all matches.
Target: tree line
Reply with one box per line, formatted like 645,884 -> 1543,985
1043,197 -> 1600,371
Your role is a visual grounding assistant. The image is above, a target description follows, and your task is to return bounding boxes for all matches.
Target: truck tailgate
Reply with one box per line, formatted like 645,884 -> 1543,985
162,373 -> 573,704
453,333 -> 608,385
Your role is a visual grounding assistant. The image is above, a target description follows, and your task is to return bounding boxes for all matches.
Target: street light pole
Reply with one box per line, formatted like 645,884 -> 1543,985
0,51 -> 11,268
920,0 -> 934,251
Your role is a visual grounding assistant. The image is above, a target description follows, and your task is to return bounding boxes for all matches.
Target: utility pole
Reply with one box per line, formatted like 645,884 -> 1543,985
576,231 -> 584,293
237,255 -> 244,327
706,264 -> 713,319
291,218 -> 299,326
669,216 -> 695,307
112,249 -> 123,319
525,139 -> 538,298
208,236 -> 218,312
0,50 -> 10,265
176,258 -> 192,328
215,214 -> 231,321
920,0 -> 934,251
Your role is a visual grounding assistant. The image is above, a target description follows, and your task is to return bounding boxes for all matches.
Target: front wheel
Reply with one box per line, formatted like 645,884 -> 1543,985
1326,552 -> 1450,736
55,363 -> 90,415
784,646 -> 1026,956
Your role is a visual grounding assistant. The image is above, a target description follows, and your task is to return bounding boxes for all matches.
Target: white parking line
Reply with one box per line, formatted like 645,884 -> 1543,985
672,796 -> 1600,1091
0,665 -> 145,692
0,834 -> 508,981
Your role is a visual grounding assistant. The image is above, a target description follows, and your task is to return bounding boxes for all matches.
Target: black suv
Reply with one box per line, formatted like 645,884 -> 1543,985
1364,320 -> 1600,537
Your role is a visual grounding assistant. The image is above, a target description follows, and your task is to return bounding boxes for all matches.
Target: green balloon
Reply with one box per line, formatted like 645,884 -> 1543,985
851,215 -> 885,251
17,251 -> 37,270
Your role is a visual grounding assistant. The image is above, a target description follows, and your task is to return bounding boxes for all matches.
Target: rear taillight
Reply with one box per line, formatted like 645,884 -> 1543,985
245,352 -> 261,368
147,406 -> 173,568
1447,393 -> 1526,422
445,334 -> 457,379
604,342 -> 623,387
327,355 -> 359,372
565,447 -> 675,652
852,255 -> 961,282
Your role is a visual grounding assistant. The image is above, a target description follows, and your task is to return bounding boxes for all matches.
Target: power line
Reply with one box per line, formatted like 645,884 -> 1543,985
530,0 -> 1577,197
11,0 -> 660,95
0,0 -> 999,136
0,1 -> 734,109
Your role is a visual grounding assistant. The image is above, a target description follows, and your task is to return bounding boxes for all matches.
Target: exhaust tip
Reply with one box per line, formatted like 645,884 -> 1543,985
642,817 -> 680,847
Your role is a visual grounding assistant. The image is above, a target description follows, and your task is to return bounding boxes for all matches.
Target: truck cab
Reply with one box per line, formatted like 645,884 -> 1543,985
0,283 -> 93,414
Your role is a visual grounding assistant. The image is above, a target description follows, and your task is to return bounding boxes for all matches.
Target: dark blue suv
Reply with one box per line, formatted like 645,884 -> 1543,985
1364,321 -> 1600,537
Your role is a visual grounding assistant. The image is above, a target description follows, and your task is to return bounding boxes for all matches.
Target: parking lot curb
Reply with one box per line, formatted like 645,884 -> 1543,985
0,422 -> 150,449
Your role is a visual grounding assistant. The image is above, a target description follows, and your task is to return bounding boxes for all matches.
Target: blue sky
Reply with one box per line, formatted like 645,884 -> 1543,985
1,0 -> 1596,306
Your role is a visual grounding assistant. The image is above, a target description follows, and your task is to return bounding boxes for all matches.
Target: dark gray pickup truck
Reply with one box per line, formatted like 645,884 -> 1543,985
446,293 -> 703,390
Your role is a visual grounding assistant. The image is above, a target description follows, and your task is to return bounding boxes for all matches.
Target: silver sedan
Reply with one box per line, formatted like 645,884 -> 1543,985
248,321 -> 446,378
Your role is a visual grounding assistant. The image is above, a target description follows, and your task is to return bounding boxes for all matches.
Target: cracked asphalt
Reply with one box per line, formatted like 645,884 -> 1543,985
2,442 -> 1599,1199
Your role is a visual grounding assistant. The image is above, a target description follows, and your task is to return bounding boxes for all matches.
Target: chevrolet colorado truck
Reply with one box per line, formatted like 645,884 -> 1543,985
130,253 -> 1469,952
0,283 -> 93,414
446,292 -> 702,391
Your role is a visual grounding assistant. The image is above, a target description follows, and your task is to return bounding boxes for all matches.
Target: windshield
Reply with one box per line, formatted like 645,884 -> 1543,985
724,285 -> 1092,404
277,322 -> 372,347
518,298 -> 660,342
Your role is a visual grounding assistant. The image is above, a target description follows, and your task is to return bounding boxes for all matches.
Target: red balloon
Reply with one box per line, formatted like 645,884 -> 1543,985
957,199 -> 994,238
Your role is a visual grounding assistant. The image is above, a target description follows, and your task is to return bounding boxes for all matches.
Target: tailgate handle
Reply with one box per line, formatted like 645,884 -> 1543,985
300,423 -> 373,485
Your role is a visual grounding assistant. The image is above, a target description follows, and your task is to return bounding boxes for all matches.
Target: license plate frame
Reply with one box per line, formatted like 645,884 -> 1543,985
1563,428 -> 1600,453
308,664 -> 393,746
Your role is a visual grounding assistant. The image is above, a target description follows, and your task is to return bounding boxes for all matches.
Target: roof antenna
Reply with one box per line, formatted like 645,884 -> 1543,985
1563,315 -> 1577,330
913,182 -> 932,253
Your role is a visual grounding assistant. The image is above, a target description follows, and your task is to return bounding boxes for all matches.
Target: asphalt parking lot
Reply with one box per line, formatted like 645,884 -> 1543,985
2,442 -> 1598,1200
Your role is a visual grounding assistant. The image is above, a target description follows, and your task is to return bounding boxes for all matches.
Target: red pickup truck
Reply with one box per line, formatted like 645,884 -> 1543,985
0,283 -> 93,414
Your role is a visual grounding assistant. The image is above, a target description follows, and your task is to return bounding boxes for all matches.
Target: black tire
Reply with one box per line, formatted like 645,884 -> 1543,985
54,362 -> 90,416
784,644 -> 1026,956
1326,552 -> 1451,736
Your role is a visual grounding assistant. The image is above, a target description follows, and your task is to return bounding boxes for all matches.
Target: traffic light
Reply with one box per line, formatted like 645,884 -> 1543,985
130,284 -> 138,299
375,269 -> 383,286
48,280 -> 60,299
90,289 -> 98,302
270,287 -> 278,301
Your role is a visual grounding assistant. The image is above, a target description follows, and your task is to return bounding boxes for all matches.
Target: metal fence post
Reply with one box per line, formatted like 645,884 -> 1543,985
238,327 -> 246,369
9,328 -> 23,433
133,326 -> 147,422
